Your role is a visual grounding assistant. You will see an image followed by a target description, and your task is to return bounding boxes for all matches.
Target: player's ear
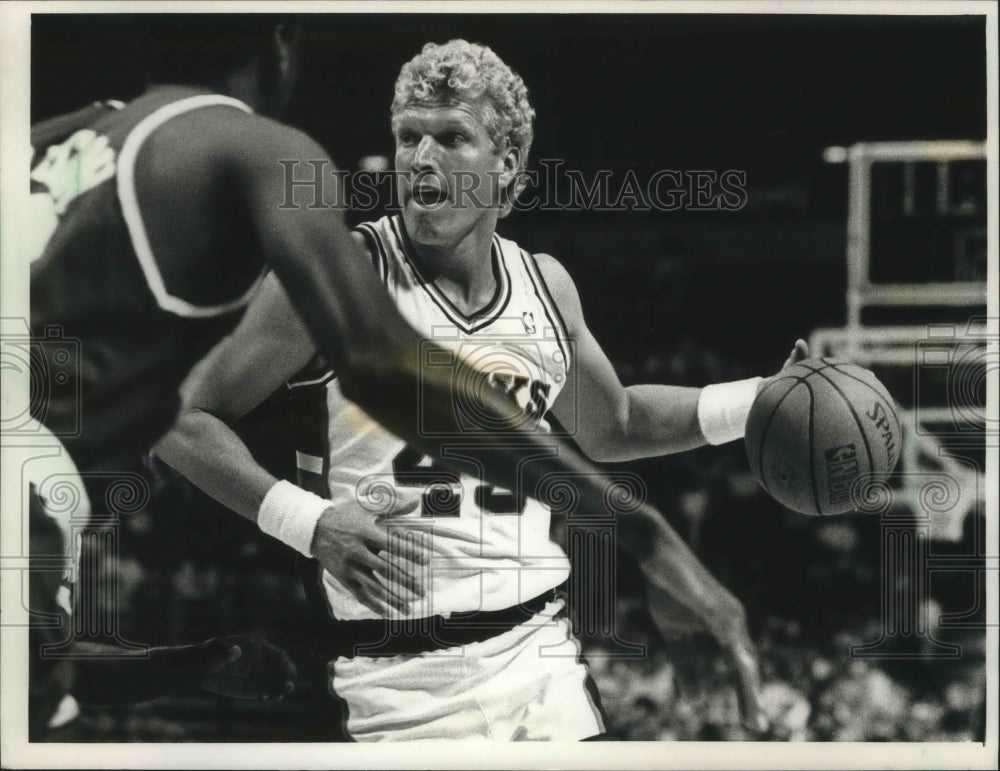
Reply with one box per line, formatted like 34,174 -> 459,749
496,144 -> 522,218
497,144 -> 521,190
497,143 -> 521,219
273,22 -> 300,78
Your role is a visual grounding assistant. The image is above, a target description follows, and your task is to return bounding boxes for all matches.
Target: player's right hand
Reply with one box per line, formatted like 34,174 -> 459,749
310,504 -> 429,616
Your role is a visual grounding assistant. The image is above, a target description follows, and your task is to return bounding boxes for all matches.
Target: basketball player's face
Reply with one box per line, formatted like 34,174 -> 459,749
393,98 -> 512,248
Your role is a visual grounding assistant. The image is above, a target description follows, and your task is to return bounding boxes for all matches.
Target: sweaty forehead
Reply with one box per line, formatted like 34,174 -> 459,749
392,98 -> 492,132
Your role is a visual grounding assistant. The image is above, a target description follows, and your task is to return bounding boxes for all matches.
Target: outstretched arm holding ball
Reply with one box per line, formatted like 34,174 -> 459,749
538,254 -> 809,732
541,253 -> 808,458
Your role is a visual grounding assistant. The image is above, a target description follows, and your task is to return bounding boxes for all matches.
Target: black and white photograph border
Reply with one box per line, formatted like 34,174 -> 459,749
1,0 -> 997,769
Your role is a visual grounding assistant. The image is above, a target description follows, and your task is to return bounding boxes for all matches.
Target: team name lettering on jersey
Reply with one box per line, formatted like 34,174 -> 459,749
486,372 -> 552,427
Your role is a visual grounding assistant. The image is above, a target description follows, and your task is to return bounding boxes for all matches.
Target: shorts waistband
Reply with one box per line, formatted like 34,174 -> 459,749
325,587 -> 563,659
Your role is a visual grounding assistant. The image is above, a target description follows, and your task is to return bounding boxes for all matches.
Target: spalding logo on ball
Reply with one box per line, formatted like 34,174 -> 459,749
745,358 -> 902,516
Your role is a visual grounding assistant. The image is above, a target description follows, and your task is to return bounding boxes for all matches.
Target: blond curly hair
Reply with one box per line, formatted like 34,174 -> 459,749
391,40 -> 535,211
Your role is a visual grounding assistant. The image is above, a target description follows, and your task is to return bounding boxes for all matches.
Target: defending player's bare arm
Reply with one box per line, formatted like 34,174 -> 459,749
166,272 -> 320,520
156,272 -> 427,617
616,503 -> 768,731
539,253 -> 807,462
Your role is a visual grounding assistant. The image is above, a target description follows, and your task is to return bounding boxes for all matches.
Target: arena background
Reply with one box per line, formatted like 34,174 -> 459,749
30,12 -> 988,742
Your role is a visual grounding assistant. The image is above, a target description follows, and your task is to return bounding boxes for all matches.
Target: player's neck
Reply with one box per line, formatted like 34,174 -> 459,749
221,62 -> 267,112
411,223 -> 498,312
147,61 -> 266,112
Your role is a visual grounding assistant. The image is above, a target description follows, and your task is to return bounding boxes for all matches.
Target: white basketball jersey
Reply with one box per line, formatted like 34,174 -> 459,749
290,215 -> 573,621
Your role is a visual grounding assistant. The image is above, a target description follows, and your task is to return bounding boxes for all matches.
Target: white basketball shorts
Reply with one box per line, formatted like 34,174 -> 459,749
328,600 -> 606,741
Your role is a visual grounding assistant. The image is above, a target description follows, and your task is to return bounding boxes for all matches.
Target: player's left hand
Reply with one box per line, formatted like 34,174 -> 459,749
758,338 -> 810,394
198,636 -> 297,700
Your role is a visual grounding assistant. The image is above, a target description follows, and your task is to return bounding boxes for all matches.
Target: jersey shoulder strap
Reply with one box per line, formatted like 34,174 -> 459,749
353,216 -> 399,284
117,94 -> 257,319
514,243 -> 572,370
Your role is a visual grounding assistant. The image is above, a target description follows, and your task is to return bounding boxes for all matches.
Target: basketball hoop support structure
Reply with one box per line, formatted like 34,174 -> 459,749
810,140 -> 992,657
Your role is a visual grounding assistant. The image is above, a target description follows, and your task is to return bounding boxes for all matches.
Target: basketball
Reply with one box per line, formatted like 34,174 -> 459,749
745,359 -> 902,516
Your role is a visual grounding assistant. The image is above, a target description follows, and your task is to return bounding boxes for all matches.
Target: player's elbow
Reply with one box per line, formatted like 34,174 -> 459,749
580,439 -> 635,464
152,408 -> 210,468
577,402 -> 634,463
336,356 -> 377,404
155,403 -> 242,469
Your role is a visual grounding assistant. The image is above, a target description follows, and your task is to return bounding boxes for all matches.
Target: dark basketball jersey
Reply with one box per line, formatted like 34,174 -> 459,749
30,88 -> 266,476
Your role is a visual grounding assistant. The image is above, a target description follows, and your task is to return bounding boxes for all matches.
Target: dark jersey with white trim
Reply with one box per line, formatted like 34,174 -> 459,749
287,214 -> 573,621
30,88 -> 265,476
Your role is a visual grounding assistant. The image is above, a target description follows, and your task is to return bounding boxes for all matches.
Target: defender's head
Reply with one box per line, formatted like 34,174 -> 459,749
146,15 -> 300,116
391,40 -> 535,243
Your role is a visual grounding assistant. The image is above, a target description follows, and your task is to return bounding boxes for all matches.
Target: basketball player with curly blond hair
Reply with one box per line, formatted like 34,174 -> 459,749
25,20 -> 635,738
158,39 -> 807,740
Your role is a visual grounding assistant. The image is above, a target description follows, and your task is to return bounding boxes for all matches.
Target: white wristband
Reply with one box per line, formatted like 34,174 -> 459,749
697,377 -> 763,445
257,480 -> 329,557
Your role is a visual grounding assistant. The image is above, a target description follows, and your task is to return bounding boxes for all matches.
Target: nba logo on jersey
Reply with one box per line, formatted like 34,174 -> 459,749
522,311 -> 536,334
